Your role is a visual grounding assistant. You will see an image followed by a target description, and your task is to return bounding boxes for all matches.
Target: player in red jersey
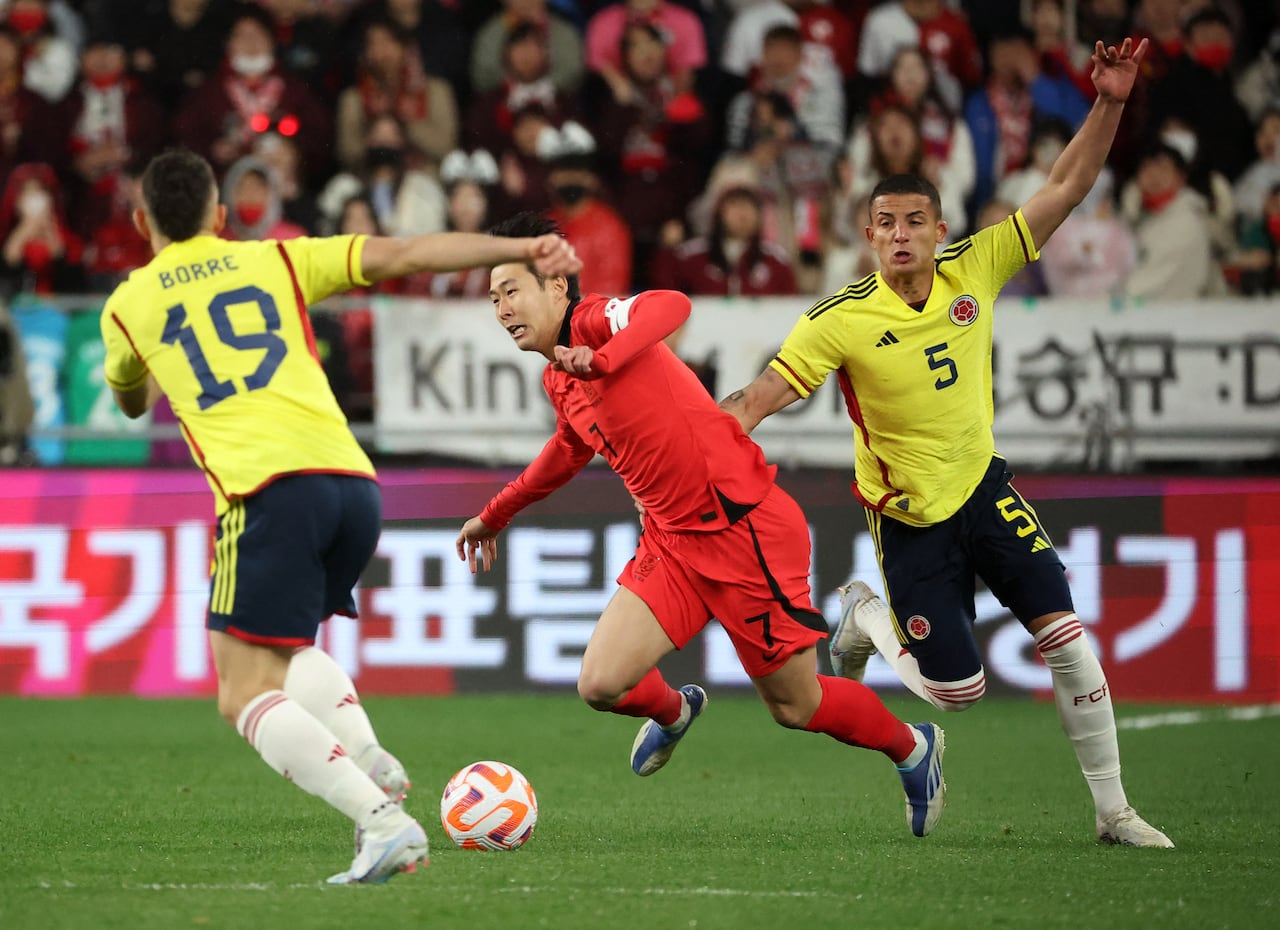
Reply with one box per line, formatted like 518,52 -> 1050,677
455,213 -> 947,837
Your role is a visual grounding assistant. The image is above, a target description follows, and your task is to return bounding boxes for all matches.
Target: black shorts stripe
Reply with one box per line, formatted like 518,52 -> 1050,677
745,515 -> 828,634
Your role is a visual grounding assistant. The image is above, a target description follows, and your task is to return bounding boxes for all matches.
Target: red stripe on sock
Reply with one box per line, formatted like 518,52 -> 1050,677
242,692 -> 288,747
925,681 -> 986,705
611,667 -> 683,725
804,675 -> 918,763
1037,621 -> 1084,654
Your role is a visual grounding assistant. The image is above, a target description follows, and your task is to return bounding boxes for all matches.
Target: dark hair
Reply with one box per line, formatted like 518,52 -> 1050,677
868,173 -> 943,221
1184,9 -> 1232,34
488,212 -> 580,301
505,20 -> 544,49
229,2 -> 277,40
363,15 -> 409,49
141,149 -> 217,241
763,24 -> 803,47
988,25 -> 1035,49
1140,142 -> 1189,174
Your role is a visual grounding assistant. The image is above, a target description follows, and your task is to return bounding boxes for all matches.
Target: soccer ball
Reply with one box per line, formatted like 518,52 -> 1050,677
440,760 -> 538,851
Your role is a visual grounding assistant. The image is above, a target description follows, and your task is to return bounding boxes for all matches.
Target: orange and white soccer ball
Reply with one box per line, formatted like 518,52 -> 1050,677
440,760 -> 538,851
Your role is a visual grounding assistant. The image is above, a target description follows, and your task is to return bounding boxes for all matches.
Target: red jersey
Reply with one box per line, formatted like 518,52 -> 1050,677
481,291 -> 776,533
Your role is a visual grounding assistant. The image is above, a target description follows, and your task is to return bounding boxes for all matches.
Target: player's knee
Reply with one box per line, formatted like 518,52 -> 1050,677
577,672 -> 624,711
763,698 -> 812,730
923,670 -> 986,712
216,687 -> 247,726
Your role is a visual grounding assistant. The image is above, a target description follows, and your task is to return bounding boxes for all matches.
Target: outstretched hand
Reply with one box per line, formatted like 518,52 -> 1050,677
529,234 -> 582,278
456,516 -> 499,573
1091,36 -> 1149,103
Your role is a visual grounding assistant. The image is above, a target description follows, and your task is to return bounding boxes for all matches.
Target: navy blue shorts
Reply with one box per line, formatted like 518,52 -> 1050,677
206,474 -> 381,646
867,456 -> 1073,682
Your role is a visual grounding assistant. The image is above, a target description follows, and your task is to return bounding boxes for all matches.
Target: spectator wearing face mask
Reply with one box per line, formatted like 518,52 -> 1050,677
48,31 -> 164,240
219,156 -> 308,242
336,16 -> 457,171
1146,8 -> 1254,182
545,144 -> 633,296
1123,143 -> 1220,300
172,4 -> 331,184
2,0 -> 77,103
317,112 -> 447,238
996,116 -> 1073,208
0,162 -> 84,298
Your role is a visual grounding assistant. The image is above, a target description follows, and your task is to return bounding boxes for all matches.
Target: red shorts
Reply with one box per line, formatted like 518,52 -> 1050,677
617,484 -> 828,678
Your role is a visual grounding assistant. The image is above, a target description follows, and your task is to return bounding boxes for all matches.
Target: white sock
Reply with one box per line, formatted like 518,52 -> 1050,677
236,690 -> 392,825
858,595 -> 932,703
284,647 -> 380,762
895,726 -> 928,771
1035,614 -> 1128,818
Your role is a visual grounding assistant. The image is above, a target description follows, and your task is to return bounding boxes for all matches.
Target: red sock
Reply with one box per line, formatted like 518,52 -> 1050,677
803,675 -> 918,764
610,668 -> 683,725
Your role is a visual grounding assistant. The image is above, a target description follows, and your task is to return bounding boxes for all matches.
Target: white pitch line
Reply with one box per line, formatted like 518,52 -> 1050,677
498,885 -> 842,900
1117,704 -> 1280,731
36,881 -> 323,892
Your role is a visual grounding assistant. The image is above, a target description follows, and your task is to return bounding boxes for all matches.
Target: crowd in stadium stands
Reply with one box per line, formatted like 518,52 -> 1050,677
0,0 -> 1277,447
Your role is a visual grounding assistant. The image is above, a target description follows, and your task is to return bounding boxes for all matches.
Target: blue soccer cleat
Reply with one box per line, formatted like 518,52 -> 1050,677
630,684 -> 708,776
897,722 -> 946,837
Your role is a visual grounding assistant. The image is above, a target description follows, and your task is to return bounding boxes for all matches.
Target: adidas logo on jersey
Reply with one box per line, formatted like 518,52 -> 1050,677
875,331 -> 900,347
1030,536 -> 1050,552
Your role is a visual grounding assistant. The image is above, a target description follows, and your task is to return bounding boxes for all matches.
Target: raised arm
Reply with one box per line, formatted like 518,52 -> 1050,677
718,367 -> 803,435
552,290 -> 691,379
361,231 -> 580,283
1021,37 -> 1148,250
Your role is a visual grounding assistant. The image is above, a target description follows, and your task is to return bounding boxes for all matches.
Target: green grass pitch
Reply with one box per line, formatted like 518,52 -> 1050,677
2,694 -> 1277,930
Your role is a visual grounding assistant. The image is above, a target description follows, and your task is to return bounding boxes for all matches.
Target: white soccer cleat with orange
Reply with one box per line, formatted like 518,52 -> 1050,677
1096,806 -> 1175,848
329,804 -> 428,885
831,581 -> 881,682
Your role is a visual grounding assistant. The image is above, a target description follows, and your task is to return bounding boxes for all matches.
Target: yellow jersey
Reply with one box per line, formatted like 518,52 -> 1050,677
102,234 -> 375,514
771,210 -> 1039,526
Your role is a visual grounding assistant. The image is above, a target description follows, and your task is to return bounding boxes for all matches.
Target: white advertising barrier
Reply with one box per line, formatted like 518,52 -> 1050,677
373,296 -> 1280,467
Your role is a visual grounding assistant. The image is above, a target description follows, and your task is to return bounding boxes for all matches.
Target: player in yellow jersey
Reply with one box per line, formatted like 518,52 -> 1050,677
721,38 -> 1174,849
102,149 -> 580,884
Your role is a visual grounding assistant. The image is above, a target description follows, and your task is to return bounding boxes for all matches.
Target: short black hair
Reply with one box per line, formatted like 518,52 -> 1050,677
868,174 -> 943,222
488,212 -> 580,301
1184,9 -> 1232,34
141,149 -> 217,242
229,2 -> 277,40
1140,142 -> 1189,174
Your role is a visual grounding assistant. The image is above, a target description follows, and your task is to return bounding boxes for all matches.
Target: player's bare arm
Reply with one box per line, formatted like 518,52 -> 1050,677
1021,36 -> 1148,249
718,368 -> 802,435
362,232 -> 580,282
112,375 -> 163,419
456,516 -> 500,574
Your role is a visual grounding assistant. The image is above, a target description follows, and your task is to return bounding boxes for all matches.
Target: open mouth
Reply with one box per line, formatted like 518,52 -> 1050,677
893,250 -> 912,262
507,324 -> 527,338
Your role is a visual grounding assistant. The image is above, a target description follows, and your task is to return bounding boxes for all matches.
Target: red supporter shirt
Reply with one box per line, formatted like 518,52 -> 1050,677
480,291 -> 776,533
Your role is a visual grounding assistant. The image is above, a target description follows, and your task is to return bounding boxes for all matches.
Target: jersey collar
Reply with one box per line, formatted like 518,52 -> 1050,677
556,296 -> 581,347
